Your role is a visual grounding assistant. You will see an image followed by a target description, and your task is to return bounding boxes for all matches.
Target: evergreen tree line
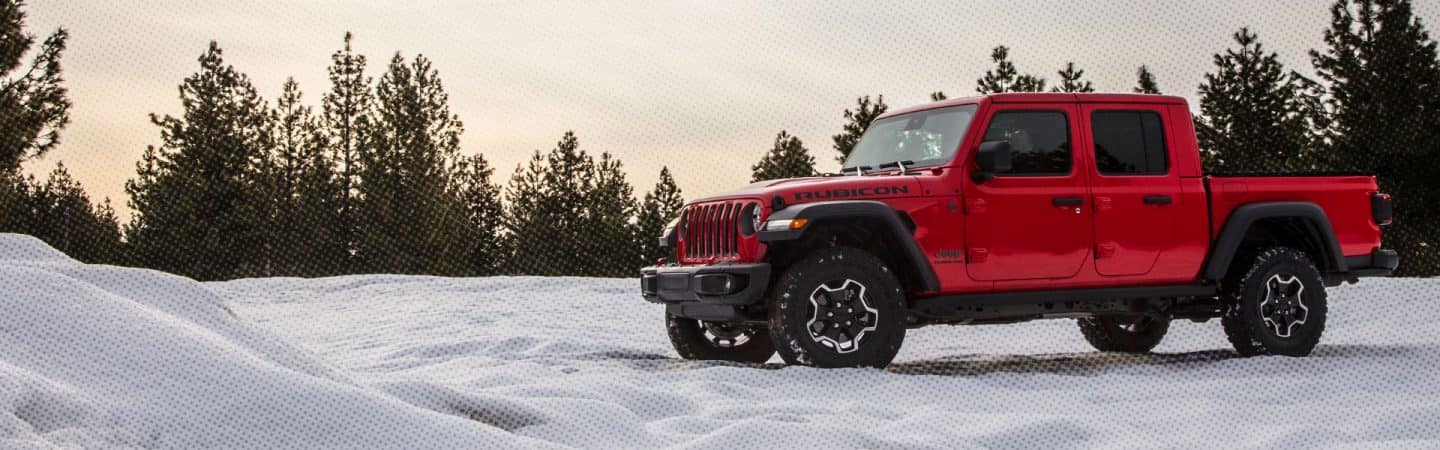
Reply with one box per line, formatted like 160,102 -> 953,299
3,0 -> 1437,277
119,36 -> 692,280
0,0 -> 687,280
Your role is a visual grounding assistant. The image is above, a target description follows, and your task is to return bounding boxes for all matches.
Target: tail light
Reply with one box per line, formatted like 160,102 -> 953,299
1371,193 -> 1393,226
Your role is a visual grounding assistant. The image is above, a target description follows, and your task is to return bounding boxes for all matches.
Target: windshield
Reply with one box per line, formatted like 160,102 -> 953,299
842,104 -> 978,172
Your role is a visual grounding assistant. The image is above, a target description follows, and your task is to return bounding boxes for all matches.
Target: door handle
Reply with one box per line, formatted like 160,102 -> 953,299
1052,197 -> 1084,207
1143,195 -> 1173,205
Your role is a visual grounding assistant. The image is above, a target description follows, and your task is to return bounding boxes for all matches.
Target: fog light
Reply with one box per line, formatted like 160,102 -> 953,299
695,274 -> 737,295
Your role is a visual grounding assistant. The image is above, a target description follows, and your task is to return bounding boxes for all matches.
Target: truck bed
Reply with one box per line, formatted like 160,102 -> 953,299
1204,175 -> 1382,258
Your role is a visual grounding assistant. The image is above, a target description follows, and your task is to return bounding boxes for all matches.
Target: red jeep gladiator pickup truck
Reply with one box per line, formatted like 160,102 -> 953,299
641,93 -> 1397,368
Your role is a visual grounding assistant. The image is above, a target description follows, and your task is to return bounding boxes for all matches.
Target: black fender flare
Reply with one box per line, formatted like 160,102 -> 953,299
758,200 -> 940,292
1203,201 -> 1347,280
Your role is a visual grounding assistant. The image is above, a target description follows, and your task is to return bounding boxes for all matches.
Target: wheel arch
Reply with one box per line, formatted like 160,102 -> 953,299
759,201 -> 939,294
1203,201 -> 1347,281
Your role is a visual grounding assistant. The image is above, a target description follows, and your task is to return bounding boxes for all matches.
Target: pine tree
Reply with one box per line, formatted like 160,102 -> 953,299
635,166 -> 683,267
125,42 -> 274,280
751,131 -> 816,182
91,199 -> 122,263
501,150 -> 555,275
321,32 -> 373,273
504,131 -> 595,276
1015,76 -> 1046,92
832,95 -> 888,164
587,152 -> 639,277
29,163 -> 121,263
0,170 -> 27,233
502,131 -> 642,276
1196,28 -> 1324,174
1051,62 -> 1095,93
0,0 -> 68,173
975,46 -> 1047,94
453,153 -> 505,275
270,77 -> 346,276
0,170 -> 36,238
123,145 -> 164,265
1134,65 -> 1162,94
297,136 -> 349,276
356,52 -> 473,275
1310,0 -> 1440,275
0,0 -> 62,239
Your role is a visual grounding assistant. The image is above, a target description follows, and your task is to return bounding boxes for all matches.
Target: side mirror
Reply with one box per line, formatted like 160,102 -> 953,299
972,141 -> 1012,183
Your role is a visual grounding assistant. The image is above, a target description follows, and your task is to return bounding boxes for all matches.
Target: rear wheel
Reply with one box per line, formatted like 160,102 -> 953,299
1221,247 -> 1328,356
666,314 -> 775,363
1077,315 -> 1170,353
767,247 -> 907,368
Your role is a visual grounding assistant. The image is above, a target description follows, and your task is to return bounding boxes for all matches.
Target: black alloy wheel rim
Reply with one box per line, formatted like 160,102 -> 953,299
806,279 -> 879,354
1259,273 -> 1309,338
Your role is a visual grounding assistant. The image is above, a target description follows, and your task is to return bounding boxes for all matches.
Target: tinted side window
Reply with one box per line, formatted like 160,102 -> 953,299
981,111 -> 1071,175
1092,111 -> 1168,175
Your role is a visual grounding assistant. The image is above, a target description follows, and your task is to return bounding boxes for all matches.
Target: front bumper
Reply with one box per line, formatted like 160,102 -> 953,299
640,263 -> 770,322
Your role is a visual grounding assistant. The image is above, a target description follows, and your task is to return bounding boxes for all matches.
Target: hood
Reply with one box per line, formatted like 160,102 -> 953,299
689,175 -> 924,206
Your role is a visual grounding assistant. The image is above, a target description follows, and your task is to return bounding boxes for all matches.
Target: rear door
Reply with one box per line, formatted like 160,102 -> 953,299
963,103 -> 1093,281
1082,105 -> 1182,276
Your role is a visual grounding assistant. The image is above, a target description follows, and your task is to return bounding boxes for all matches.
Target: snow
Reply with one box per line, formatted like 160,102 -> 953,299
0,234 -> 533,448
3,232 -> 1439,448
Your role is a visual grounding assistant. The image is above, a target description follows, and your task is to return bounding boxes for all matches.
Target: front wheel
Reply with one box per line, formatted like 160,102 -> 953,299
667,314 -> 775,363
767,247 -> 908,368
1221,247 -> 1328,357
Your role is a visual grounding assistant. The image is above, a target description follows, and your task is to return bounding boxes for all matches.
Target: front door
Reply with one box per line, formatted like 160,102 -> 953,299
1082,106 -> 1181,276
964,105 -> 1093,281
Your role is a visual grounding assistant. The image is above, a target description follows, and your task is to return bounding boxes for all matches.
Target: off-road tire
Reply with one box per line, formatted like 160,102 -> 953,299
666,314 -> 775,363
767,247 -> 907,368
1077,315 -> 1170,353
1221,246 -> 1328,357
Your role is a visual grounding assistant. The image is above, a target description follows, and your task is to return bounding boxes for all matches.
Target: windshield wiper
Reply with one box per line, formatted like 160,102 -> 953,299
876,160 -> 915,175
834,165 -> 872,176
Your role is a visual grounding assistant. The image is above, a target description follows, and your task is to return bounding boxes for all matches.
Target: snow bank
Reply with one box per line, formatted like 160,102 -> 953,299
0,234 -> 534,448
218,271 -> 1440,448
5,232 -> 1436,448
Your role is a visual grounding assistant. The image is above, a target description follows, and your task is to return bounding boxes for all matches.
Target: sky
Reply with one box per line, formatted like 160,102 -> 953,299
21,0 -> 1440,219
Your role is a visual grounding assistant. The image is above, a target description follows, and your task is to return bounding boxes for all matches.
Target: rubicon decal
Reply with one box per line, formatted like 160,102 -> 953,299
794,185 -> 909,201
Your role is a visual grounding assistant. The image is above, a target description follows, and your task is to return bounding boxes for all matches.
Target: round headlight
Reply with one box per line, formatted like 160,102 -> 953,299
740,203 -> 761,236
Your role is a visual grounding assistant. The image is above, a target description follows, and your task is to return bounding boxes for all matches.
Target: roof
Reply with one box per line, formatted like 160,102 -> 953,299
877,92 -> 1188,120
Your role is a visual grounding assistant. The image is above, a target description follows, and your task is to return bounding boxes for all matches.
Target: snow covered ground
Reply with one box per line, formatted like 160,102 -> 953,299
3,233 -> 1439,448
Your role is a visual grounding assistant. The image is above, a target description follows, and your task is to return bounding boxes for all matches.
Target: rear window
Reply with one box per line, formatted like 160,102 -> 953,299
1091,111 -> 1168,175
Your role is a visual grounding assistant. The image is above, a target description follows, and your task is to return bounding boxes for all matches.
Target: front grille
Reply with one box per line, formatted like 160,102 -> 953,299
682,201 -> 749,260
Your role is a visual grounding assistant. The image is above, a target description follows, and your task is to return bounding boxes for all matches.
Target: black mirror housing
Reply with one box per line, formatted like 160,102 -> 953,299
974,141 -> 1013,180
